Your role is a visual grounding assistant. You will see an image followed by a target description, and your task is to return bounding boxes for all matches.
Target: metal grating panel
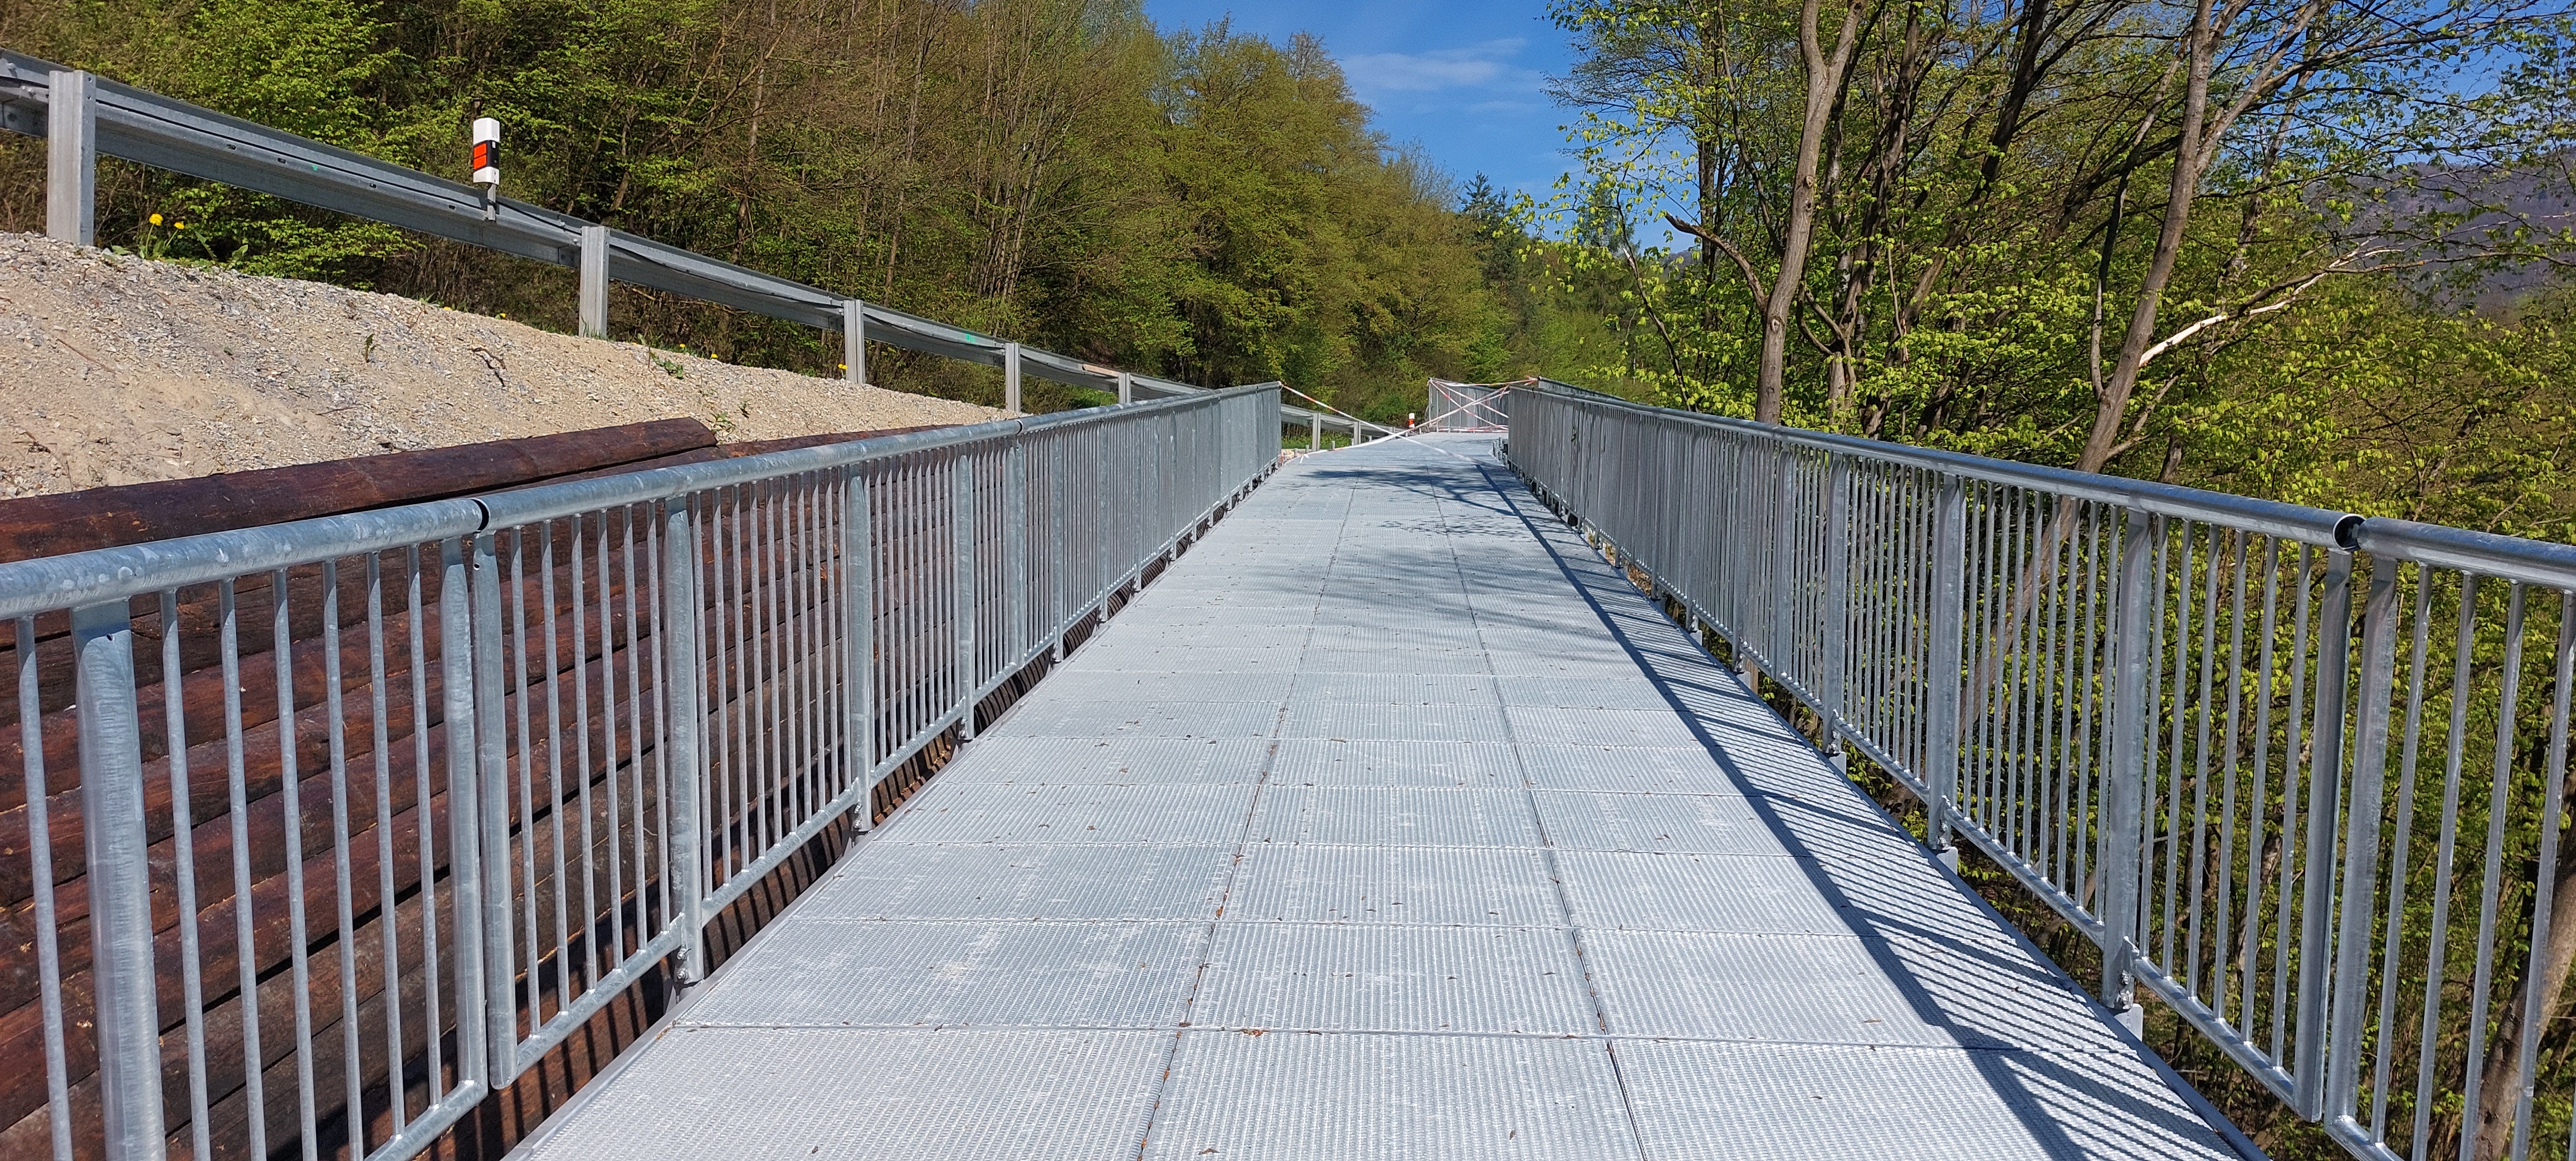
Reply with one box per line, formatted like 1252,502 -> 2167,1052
800,843 -> 1235,921
1191,923 -> 1594,1035
939,736 -> 1275,785
887,782 -> 1259,845
684,920 -> 1206,1030
1224,843 -> 1563,926
1267,738 -> 1525,787
1614,1038 -> 2236,1160
985,698 -> 1282,740
519,1027 -> 1170,1161
1248,786 -> 1545,848
1583,929 -> 2121,1051
1553,848 -> 2008,942
1505,705 -> 1714,748
1143,1031 -> 1640,1161
1277,701 -> 1513,742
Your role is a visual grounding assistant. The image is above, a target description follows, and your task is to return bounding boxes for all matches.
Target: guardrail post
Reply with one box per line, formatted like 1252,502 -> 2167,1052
843,300 -> 866,384
1117,370 -> 1132,405
46,70 -> 95,247
469,531 -> 520,1085
1820,454 -> 1851,764
577,225 -> 609,338
1926,474 -> 1967,855
2293,544 -> 2356,1117
72,601 -> 167,1161
2325,555 -> 2398,1123
435,538 -> 490,1092
660,499 -> 707,982
2100,507 -> 2155,1016
1309,409 -> 1321,451
1004,342 -> 1022,414
954,455 -> 978,738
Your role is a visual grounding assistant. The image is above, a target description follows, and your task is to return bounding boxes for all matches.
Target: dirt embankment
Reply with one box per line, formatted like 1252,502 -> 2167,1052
0,231 -> 1005,499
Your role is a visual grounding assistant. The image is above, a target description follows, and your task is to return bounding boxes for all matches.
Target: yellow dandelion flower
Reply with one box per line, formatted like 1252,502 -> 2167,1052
149,213 -> 163,226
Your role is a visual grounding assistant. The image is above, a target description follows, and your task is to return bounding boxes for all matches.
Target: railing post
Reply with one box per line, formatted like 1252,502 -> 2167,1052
1820,454 -> 1851,762
1006,442 -> 1029,661
469,531 -> 520,1085
954,455 -> 978,738
660,499 -> 707,982
46,70 -> 95,247
1925,474 -> 1967,854
72,601 -> 167,1161
1770,445 -> 1798,681
1003,342 -> 1022,414
2292,544 -> 2356,1117
435,538 -> 490,1092
845,470 -> 877,824
577,225 -> 609,338
2100,507 -> 2156,1015
2325,555 -> 2399,1123
843,300 -> 866,384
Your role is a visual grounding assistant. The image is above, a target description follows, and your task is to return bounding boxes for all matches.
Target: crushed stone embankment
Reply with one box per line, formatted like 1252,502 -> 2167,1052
0,232 -> 1004,499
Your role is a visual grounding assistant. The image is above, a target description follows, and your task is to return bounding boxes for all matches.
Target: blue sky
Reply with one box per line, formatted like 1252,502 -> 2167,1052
1140,0 -> 1582,204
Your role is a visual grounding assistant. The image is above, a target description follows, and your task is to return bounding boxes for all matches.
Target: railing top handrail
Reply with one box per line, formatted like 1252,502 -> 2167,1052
2351,517 -> 2576,592
0,383 -> 1281,621
1518,379 -> 2360,548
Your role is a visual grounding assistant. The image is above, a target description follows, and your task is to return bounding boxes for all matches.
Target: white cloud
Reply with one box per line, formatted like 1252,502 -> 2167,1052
1342,38 -> 1528,95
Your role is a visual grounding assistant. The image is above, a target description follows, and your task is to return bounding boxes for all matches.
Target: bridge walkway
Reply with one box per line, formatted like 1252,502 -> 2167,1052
515,435 -> 2243,1160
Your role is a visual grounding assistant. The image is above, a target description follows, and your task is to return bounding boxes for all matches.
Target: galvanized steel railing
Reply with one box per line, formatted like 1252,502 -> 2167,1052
0,384 -> 1278,1160
1505,380 -> 2576,1161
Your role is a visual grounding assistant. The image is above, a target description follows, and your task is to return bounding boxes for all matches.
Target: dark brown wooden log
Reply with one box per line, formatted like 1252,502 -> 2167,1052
0,421 -> 716,568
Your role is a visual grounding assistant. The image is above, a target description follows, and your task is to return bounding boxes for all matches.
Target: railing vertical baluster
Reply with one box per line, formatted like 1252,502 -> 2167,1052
2101,506 -> 2155,1016
72,600 -> 166,1161
1926,474 -> 1967,855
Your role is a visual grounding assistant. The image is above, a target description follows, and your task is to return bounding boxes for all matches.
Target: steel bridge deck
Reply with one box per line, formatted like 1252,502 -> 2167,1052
516,435 -> 2242,1160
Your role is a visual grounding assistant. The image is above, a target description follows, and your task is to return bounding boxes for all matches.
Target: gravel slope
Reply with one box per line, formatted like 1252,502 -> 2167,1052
0,232 -> 1005,499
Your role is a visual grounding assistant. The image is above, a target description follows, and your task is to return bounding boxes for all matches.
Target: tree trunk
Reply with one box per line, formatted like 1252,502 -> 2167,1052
2470,792 -> 2576,1161
2076,0 -> 2212,475
1756,0 -> 1864,426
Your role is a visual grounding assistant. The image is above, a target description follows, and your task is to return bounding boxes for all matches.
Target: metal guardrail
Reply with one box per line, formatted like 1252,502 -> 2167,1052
1504,380 -> 2576,1161
0,51 -> 1366,433
1425,379 -> 1511,432
0,383 -> 1279,1160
